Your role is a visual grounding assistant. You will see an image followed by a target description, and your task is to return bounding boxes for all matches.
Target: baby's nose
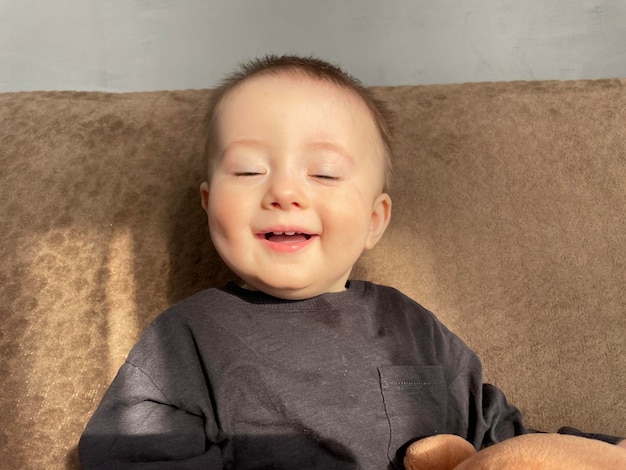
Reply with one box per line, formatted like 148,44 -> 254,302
263,173 -> 306,209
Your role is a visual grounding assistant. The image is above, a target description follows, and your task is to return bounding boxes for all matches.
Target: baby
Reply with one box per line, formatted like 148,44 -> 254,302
79,55 -> 624,469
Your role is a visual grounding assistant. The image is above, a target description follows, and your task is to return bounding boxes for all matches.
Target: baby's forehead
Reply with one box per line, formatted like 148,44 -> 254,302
215,73 -> 382,150
218,74 -> 374,144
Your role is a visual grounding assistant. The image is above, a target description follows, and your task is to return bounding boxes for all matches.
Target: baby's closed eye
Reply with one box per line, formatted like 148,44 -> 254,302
235,171 -> 264,177
310,173 -> 340,181
307,158 -> 351,183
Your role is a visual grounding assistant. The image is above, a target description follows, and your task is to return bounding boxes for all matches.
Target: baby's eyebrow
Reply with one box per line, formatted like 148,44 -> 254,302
221,139 -> 267,155
306,141 -> 355,163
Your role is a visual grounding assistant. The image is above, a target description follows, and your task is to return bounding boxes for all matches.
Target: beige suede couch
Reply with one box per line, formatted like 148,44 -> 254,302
1,79 -> 625,469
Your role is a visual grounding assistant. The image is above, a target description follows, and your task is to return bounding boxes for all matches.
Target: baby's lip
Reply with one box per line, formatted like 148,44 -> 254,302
263,231 -> 312,240
257,227 -> 317,238
256,227 -> 318,252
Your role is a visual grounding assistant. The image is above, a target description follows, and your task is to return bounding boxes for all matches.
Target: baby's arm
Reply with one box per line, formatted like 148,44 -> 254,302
79,361 -> 221,469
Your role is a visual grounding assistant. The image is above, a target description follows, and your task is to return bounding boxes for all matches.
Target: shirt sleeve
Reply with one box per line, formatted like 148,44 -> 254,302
557,426 -> 624,446
78,361 -> 222,469
444,343 -> 530,449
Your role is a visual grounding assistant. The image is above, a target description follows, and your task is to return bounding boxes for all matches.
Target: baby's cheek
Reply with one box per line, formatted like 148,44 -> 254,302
208,206 -> 228,239
208,189 -> 239,232
324,204 -> 372,249
207,203 -> 241,256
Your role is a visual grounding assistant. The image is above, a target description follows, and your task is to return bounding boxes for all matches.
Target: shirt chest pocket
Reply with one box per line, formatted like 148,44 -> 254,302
378,366 -> 447,465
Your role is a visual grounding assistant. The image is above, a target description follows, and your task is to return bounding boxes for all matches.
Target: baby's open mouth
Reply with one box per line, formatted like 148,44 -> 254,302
264,231 -> 312,243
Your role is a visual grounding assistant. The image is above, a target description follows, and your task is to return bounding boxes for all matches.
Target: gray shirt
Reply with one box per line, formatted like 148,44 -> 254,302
79,281 -> 583,469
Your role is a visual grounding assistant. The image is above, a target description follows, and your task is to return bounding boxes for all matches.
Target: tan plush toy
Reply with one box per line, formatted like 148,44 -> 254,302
404,433 -> 626,470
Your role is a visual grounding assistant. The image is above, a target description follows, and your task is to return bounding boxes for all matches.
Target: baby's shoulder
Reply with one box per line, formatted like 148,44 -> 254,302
364,282 -> 438,318
365,281 -> 464,338
145,287 -> 233,331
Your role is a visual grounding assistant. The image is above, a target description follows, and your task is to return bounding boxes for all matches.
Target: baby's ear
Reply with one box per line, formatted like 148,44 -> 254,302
200,181 -> 210,213
365,193 -> 392,250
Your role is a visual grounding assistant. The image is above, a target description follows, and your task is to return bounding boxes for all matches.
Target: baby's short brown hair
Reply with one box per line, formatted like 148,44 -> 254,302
205,54 -> 394,190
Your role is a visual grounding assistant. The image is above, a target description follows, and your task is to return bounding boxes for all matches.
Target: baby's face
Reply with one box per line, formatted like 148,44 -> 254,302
201,73 -> 391,300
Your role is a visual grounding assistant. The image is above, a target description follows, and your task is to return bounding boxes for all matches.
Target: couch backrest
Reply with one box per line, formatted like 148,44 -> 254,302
1,80 -> 625,468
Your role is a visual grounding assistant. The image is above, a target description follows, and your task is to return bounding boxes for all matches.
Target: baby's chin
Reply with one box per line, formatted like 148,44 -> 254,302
240,279 -> 347,301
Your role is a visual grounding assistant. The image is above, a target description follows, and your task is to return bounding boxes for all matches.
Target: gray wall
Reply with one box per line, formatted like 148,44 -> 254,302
2,0 -> 625,92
